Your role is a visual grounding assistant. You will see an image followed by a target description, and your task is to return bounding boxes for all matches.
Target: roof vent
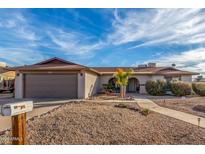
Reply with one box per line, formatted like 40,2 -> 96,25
148,63 -> 156,67
138,64 -> 147,68
172,63 -> 176,67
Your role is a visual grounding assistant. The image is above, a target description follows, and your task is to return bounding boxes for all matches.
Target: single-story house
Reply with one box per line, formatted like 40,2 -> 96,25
10,57 -> 198,99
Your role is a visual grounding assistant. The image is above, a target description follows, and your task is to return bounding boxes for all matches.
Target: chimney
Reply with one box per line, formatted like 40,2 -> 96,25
148,63 -> 156,67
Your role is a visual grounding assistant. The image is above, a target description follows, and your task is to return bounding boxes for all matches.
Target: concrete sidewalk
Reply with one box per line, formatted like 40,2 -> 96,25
136,98 -> 205,129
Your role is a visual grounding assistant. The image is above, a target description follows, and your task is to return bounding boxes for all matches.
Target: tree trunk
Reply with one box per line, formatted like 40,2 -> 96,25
120,85 -> 124,98
120,86 -> 126,98
123,85 -> 126,98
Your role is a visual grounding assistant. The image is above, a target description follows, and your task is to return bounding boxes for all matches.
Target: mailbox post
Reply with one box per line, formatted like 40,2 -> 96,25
11,112 -> 27,145
0,101 -> 33,145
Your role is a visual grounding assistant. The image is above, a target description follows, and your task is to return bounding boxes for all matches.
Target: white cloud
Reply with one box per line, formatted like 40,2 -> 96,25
47,28 -> 104,56
0,10 -> 106,65
108,9 -> 205,48
0,47 -> 45,66
146,48 -> 205,75
0,11 -> 38,41
16,27 -> 38,41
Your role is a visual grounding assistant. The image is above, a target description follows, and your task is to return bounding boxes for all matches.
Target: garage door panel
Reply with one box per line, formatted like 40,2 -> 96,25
24,74 -> 77,98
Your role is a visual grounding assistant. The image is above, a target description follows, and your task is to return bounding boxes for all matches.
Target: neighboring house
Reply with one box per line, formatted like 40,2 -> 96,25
0,62 -> 16,92
0,62 -> 16,81
0,69 -> 16,81
195,75 -> 205,82
10,57 -> 198,99
0,62 -> 7,82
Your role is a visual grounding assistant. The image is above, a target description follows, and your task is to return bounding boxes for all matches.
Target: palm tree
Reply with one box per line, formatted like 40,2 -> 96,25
114,68 -> 133,98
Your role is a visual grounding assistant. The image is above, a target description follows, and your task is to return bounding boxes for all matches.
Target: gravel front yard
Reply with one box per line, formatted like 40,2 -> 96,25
152,97 -> 205,118
1,101 -> 205,145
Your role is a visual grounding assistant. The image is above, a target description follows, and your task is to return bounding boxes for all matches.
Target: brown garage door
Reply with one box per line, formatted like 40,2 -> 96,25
24,74 -> 78,98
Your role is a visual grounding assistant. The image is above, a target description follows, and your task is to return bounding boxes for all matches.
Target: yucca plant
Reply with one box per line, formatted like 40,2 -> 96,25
114,68 -> 133,98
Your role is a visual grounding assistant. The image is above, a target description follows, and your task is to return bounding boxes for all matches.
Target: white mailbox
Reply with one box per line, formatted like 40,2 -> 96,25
1,101 -> 33,116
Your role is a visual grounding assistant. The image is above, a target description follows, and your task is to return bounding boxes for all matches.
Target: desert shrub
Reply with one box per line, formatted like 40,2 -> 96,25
192,82 -> 205,96
114,104 -> 139,111
140,108 -> 151,116
102,83 -> 115,93
145,80 -> 167,96
170,81 -> 192,96
114,103 -> 127,108
192,105 -> 205,112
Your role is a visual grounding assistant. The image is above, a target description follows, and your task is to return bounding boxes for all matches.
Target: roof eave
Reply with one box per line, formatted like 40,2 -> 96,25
86,68 -> 101,75
157,72 -> 199,75
100,72 -> 155,75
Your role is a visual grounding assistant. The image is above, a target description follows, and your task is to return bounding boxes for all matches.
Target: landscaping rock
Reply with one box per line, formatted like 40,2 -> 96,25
114,103 -> 140,111
1,101 -> 205,145
193,105 -> 205,113
114,103 -> 127,108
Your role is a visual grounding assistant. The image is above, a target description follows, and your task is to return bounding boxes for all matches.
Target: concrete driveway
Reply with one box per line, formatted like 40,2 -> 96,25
0,94 -> 82,131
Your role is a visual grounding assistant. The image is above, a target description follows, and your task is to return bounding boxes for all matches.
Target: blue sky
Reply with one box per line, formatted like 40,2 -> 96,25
0,8 -> 205,74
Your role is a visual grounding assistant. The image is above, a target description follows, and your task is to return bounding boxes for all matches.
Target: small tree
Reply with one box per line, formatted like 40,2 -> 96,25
114,68 -> 133,98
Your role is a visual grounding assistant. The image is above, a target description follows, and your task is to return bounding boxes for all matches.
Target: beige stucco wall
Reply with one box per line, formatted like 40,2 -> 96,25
99,74 -> 114,90
99,74 -> 153,94
181,75 -> 192,82
135,75 -> 152,94
15,72 -> 23,99
77,72 -> 85,99
151,75 -> 164,80
84,71 -> 99,98
98,74 -> 194,94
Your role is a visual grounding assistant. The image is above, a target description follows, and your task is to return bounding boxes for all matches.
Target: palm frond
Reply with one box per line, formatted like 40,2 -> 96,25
114,68 -> 133,86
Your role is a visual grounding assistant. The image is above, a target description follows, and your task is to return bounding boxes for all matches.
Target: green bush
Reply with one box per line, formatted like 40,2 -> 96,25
171,81 -> 192,96
140,108 -> 151,116
192,82 -> 205,96
145,80 -> 167,96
